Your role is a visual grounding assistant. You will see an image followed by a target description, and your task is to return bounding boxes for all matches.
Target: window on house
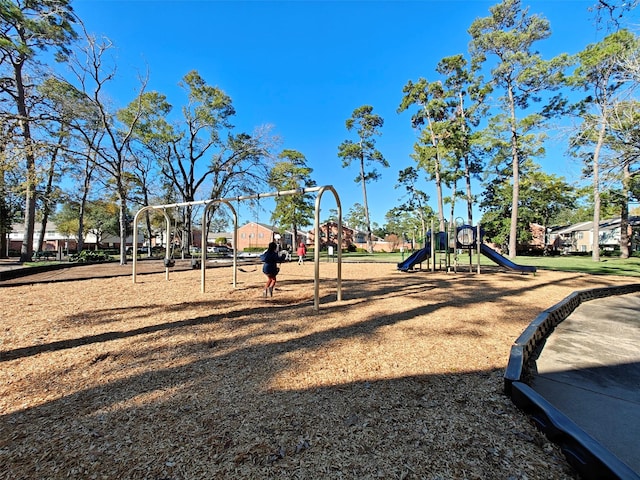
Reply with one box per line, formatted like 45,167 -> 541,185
581,245 -> 587,252
577,232 -> 583,239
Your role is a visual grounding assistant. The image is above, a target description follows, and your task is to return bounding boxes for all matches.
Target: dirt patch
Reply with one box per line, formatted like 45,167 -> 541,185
0,261 -> 634,479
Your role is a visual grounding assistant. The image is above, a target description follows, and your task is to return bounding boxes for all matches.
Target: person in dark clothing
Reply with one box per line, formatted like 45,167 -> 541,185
260,242 -> 281,297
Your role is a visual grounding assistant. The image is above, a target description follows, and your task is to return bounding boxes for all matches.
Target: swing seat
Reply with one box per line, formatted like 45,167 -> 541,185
164,257 -> 175,267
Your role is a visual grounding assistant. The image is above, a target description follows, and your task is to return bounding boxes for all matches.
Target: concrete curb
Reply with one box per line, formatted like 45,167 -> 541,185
0,261 -> 104,282
504,283 -> 640,480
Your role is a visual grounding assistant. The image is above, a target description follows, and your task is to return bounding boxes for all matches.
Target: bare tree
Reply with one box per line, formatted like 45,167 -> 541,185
67,26 -> 148,264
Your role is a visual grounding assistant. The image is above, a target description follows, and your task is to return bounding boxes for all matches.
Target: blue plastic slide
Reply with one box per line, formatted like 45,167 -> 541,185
480,244 -> 536,273
397,242 -> 431,271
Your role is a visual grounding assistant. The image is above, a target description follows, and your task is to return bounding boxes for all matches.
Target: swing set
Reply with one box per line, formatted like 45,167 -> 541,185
131,185 -> 343,311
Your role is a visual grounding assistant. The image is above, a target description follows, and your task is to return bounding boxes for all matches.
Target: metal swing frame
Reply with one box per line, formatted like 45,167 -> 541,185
132,185 -> 343,311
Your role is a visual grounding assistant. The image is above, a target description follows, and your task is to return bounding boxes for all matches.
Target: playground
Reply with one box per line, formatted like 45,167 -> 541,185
0,260 -> 635,479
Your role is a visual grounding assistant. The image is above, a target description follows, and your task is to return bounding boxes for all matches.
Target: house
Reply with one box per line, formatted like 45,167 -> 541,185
305,222 -> 389,252
7,221 -> 144,255
207,231 -> 233,248
236,222 -> 280,251
352,230 -> 391,252
308,222 -> 354,251
234,222 -> 313,252
550,217 -> 640,253
8,222 -> 73,254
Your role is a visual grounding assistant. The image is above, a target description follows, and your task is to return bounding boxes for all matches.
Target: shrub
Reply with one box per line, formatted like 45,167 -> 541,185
69,250 -> 111,263
244,247 -> 267,253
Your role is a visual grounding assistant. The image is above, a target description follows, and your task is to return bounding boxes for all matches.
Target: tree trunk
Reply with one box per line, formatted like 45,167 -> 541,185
77,148 -> 97,254
37,136 -> 63,252
507,83 -> 519,260
359,153 -> 373,253
78,195 -> 86,253
15,62 -> 36,263
459,92 -> 473,226
118,182 -> 128,265
591,122 -> 606,262
449,177 -> 458,228
464,157 -> 473,225
434,159 -> 446,232
425,115 -> 446,232
0,162 -> 8,258
145,211 -> 153,256
620,159 -> 631,259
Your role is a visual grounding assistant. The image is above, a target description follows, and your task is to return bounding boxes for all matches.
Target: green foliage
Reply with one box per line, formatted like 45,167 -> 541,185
398,78 -> 449,228
119,91 -> 174,145
568,30 -> 638,91
436,54 -> 489,224
384,208 -> 434,249
338,105 -> 387,252
0,0 -> 77,60
395,166 -> 430,212
322,208 -> 338,224
243,246 -> 266,253
345,203 -> 368,232
565,29 -> 640,260
480,160 -> 577,243
603,100 -> 640,201
0,0 -> 78,261
469,0 -> 568,103
268,149 -> 316,238
566,30 -> 640,165
68,249 -> 111,263
52,199 -> 122,241
469,0 -> 570,256
338,105 -> 388,183
397,59 -> 489,227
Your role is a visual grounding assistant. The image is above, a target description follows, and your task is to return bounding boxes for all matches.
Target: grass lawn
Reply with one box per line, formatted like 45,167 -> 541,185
19,249 -> 640,278
338,250 -> 640,277
502,253 -> 640,276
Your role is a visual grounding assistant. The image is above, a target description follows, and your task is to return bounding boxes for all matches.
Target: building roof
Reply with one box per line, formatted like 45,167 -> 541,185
555,217 -> 640,235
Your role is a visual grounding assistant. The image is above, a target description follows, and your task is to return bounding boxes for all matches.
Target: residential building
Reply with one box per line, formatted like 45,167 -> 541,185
550,217 -> 640,253
8,222 -> 85,254
7,222 -> 143,256
235,222 -> 279,251
308,222 -> 354,251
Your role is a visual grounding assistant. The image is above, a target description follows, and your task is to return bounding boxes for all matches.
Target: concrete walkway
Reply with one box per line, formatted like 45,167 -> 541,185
531,293 -> 640,476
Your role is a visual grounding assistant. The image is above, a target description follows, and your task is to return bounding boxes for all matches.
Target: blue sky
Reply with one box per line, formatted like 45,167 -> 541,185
71,0 -> 633,227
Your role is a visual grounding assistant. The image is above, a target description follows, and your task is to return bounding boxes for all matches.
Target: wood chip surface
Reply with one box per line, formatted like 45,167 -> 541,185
0,260 -> 634,479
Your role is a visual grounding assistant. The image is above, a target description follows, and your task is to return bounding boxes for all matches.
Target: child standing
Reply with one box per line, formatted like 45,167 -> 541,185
297,242 -> 307,265
260,242 -> 280,297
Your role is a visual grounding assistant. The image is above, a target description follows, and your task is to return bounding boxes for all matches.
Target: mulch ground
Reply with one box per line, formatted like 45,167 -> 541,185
1,259 -> 636,479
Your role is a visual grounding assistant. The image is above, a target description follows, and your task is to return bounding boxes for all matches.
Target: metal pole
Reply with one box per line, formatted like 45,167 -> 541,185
131,186 -> 342,309
201,199 -> 238,293
446,223 -> 451,273
477,223 -> 481,274
132,206 -> 171,283
430,219 -> 435,272
313,186 -> 342,311
164,210 -> 171,281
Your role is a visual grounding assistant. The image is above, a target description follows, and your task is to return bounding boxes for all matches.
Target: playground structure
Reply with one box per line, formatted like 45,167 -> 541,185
131,185 -> 343,311
397,221 -> 536,274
